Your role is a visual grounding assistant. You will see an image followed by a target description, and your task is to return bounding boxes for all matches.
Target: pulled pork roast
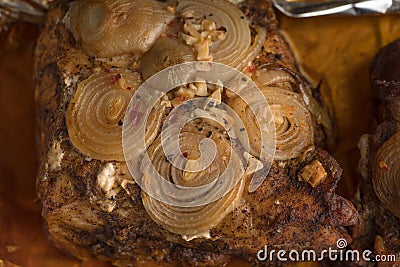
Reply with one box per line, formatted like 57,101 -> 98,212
35,0 -> 358,265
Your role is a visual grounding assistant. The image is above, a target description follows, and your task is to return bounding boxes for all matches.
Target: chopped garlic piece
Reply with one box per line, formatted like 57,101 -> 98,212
182,33 -> 198,45
97,163 -> 116,193
202,19 -> 216,31
184,22 -> 201,38
48,141 -> 64,171
299,160 -> 327,187
176,86 -> 196,98
194,78 -> 208,96
181,17 -> 226,62
209,30 -> 226,41
209,87 -> 222,103
161,99 -> 172,108
194,38 -> 212,61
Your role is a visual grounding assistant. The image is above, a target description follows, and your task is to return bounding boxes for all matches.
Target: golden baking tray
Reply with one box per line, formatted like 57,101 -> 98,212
1,9 -> 400,267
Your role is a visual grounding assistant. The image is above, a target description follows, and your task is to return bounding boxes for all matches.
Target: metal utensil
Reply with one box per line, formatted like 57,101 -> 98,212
272,0 -> 400,18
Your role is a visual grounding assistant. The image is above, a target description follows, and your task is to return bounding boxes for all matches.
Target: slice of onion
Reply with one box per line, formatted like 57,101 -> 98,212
253,64 -> 334,142
372,131 -> 400,218
66,69 -> 165,161
228,87 -> 314,161
141,120 -> 245,237
139,36 -> 196,80
67,0 -> 175,57
235,25 -> 267,70
176,0 -> 265,69
253,64 -> 299,91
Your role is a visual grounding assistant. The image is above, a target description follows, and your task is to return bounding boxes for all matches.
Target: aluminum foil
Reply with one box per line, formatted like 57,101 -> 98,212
273,0 -> 400,18
1,0 -> 400,28
0,0 -> 66,29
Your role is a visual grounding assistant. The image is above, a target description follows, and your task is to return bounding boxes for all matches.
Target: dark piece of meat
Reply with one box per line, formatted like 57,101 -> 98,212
351,39 -> 400,266
34,1 -> 358,266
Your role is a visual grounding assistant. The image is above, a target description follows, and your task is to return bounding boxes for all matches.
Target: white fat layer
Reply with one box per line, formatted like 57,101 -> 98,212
97,163 -> 116,193
182,231 -> 211,241
48,141 -> 64,171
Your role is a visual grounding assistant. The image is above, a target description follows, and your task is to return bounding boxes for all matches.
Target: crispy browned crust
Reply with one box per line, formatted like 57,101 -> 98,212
34,1 -> 358,266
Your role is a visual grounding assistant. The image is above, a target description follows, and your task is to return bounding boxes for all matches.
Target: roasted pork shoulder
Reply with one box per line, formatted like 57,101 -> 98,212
352,39 -> 400,266
34,0 -> 358,265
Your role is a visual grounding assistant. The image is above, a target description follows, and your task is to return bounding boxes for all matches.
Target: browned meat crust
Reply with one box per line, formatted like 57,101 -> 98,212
351,39 -> 400,266
34,1 -> 358,266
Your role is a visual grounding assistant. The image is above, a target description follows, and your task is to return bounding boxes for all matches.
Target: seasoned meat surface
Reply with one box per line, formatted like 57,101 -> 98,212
352,39 -> 400,265
35,1 -> 358,265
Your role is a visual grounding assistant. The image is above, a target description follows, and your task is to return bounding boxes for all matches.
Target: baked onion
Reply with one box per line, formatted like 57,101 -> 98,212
66,69 -> 165,161
139,36 -> 196,80
228,87 -> 314,161
372,131 -> 400,218
66,0 -> 175,57
141,120 -> 245,237
176,0 -> 265,69
123,62 -> 274,197
253,64 -> 333,142
253,64 -> 300,91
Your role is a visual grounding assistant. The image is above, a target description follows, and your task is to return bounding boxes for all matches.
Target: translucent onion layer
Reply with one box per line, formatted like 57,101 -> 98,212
253,64 -> 334,142
176,0 -> 265,69
372,131 -> 400,218
141,121 -> 245,237
228,87 -> 314,161
66,69 -> 165,161
67,0 -> 175,57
